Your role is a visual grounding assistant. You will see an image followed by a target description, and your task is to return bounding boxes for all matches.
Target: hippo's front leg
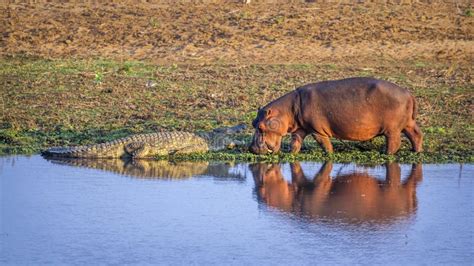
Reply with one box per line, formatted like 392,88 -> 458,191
290,130 -> 307,153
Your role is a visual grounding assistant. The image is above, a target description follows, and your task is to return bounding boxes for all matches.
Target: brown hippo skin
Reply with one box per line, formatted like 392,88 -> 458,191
250,77 -> 423,154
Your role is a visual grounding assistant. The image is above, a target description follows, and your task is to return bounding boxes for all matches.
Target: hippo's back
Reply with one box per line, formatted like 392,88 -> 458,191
298,77 -> 412,112
299,77 -> 409,97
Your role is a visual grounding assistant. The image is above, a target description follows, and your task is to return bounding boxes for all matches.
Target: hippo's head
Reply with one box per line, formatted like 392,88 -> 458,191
249,107 -> 288,154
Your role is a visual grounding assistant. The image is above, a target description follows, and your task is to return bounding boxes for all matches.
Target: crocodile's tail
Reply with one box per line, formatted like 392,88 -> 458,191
41,146 -> 77,157
41,144 -> 111,158
41,139 -> 127,158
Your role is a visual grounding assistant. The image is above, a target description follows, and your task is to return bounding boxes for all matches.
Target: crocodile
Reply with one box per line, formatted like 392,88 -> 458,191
41,124 -> 246,159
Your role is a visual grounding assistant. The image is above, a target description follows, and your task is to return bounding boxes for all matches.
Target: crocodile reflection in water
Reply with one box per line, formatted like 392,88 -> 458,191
251,162 -> 423,223
47,158 -> 245,180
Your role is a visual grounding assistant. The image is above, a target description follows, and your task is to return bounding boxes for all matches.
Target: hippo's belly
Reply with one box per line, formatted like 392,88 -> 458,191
316,110 -> 384,141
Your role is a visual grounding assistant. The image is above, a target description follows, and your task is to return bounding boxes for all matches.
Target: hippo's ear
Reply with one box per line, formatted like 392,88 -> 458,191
265,108 -> 277,117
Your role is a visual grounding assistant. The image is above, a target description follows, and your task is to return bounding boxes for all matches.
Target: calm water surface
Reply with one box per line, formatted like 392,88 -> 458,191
1,155 -> 473,265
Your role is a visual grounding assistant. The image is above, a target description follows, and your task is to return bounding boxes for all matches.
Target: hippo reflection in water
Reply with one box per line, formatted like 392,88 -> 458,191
251,162 -> 422,223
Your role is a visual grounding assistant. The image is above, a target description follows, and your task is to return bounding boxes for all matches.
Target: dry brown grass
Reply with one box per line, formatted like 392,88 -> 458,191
1,2 -> 472,64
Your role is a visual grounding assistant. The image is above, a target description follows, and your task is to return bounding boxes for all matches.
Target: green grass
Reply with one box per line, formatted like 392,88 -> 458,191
1,56 -> 472,163
464,8 -> 473,17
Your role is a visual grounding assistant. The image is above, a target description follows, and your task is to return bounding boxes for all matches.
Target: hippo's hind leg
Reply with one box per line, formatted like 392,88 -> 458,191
312,133 -> 333,153
384,131 -> 401,155
403,123 -> 423,152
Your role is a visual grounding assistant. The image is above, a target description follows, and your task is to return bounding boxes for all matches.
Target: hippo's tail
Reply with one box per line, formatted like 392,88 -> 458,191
411,95 -> 418,120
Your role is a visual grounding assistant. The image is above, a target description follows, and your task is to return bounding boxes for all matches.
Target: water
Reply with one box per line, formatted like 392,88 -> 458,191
1,155 -> 473,265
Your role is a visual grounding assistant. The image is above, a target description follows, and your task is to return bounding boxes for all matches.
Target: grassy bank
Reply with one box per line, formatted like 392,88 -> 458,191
1,56 -> 472,163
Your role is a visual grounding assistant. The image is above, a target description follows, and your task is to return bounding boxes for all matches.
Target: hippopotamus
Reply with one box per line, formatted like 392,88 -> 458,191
249,77 -> 423,155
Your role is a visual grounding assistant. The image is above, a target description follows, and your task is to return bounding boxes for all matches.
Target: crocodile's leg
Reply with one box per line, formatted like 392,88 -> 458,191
125,142 -> 152,159
132,144 -> 151,159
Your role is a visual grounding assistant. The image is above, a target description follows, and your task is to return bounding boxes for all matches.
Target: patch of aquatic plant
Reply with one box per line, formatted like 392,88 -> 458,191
159,149 -> 472,164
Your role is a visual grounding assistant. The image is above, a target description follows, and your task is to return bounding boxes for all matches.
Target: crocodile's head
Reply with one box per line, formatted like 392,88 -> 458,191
206,124 -> 247,151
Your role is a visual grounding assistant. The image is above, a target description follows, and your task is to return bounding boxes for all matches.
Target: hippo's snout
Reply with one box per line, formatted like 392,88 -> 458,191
249,132 -> 268,154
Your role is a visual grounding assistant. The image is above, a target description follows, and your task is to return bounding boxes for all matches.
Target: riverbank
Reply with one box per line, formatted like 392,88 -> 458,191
1,57 -> 472,163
